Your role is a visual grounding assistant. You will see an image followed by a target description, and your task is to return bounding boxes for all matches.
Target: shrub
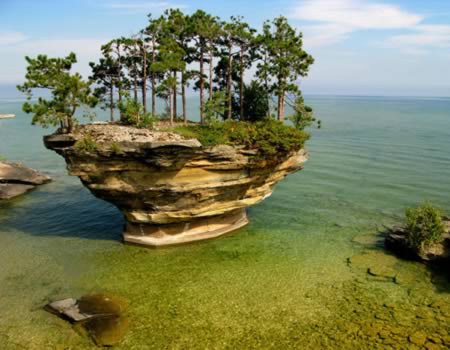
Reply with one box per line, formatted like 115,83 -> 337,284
118,97 -> 157,129
405,202 -> 445,251
75,135 -> 98,152
110,143 -> 124,155
172,118 -> 309,156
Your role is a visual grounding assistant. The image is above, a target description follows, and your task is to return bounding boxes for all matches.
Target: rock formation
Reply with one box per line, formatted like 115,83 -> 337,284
0,161 -> 51,199
45,124 -> 307,247
385,219 -> 450,263
0,113 -> 15,119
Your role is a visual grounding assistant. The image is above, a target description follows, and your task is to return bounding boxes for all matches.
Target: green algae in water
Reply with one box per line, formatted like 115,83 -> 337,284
1,97 -> 450,349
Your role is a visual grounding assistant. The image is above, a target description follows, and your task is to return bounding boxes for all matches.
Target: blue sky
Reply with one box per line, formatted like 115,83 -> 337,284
1,0 -> 450,96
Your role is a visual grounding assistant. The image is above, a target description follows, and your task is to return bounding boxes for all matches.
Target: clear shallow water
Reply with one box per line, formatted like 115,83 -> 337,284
0,96 -> 449,349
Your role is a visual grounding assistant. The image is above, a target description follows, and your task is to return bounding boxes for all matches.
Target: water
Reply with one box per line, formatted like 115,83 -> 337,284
0,96 -> 449,349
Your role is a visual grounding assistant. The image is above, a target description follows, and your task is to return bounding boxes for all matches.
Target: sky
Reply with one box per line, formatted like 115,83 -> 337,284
1,0 -> 450,97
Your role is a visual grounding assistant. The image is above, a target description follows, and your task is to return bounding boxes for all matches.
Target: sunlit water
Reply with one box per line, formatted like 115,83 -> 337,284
0,96 -> 449,349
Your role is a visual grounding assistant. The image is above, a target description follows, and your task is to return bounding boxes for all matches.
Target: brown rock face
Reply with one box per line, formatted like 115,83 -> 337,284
44,124 -> 307,247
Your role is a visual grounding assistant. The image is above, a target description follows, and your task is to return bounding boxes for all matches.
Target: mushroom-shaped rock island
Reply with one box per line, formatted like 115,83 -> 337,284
45,124 -> 307,247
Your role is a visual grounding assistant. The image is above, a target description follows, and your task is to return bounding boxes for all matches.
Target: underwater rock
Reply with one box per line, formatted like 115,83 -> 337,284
384,221 -> 450,263
46,294 -> 128,346
44,124 -> 307,247
348,251 -> 399,282
0,161 -> 51,200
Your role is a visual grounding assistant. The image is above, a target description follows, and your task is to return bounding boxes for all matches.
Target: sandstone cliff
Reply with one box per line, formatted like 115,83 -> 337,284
45,124 -> 307,247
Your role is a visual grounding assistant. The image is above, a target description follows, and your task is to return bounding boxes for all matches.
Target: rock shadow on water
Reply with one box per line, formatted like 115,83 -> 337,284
46,293 -> 129,347
0,183 -> 123,242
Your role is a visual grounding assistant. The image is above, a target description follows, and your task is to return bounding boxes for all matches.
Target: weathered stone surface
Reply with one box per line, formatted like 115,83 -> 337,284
0,161 -> 51,199
44,124 -> 307,246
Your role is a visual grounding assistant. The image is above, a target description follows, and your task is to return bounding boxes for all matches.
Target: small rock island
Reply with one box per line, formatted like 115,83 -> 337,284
45,124 -> 307,247
17,9 -> 318,247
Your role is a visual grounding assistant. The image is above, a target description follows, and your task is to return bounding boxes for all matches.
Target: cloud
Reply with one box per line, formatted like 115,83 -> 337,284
105,1 -> 187,12
292,0 -> 422,29
0,37 -> 107,83
291,0 -> 423,47
387,25 -> 450,49
0,31 -> 28,45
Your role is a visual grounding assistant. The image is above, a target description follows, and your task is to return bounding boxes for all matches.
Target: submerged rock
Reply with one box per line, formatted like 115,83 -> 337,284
0,161 -> 51,199
46,294 -> 128,346
44,124 -> 307,247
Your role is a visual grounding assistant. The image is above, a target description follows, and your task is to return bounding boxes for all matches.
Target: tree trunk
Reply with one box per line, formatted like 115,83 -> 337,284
173,70 -> 177,120
169,89 -> 173,126
239,48 -> 244,120
199,45 -> 205,124
209,47 -> 213,100
264,51 -> 270,117
133,68 -> 138,103
116,42 -> 123,121
226,44 -> 233,120
151,38 -> 156,116
182,72 -> 187,125
67,116 -> 73,133
110,83 -> 114,122
277,90 -> 284,121
142,44 -> 147,114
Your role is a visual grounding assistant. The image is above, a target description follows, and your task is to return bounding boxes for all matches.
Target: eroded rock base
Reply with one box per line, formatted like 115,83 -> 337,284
124,209 -> 249,247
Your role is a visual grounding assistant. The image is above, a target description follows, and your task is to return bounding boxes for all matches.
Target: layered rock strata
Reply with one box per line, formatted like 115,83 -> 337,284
45,124 -> 307,247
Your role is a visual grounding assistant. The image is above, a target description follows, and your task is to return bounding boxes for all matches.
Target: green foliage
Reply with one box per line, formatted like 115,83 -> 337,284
288,94 -> 321,130
256,16 -> 314,120
405,202 -> 445,251
173,119 -> 308,156
204,91 -> 226,124
75,135 -> 98,152
118,97 -> 158,128
240,81 -> 270,122
17,53 -> 97,133
110,143 -> 124,155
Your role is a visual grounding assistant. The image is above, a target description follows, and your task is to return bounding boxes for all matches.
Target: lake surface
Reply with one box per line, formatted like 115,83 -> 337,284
0,96 -> 449,349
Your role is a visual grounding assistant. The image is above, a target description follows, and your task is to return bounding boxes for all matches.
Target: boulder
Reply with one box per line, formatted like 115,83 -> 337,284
46,294 -> 128,346
0,161 -> 51,199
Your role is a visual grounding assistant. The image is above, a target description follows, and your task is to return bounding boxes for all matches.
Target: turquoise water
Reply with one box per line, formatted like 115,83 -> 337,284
0,96 -> 449,349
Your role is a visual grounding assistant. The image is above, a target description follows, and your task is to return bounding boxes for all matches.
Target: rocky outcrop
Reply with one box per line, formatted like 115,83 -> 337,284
0,114 -> 15,119
45,124 -> 307,247
385,219 -> 450,263
0,161 -> 51,199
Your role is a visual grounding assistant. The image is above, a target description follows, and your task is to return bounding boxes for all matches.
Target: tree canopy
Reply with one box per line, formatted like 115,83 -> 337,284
19,10 -> 319,134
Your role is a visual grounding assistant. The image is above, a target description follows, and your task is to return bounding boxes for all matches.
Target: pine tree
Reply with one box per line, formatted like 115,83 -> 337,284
17,53 -> 97,133
89,46 -> 121,121
257,17 -> 314,121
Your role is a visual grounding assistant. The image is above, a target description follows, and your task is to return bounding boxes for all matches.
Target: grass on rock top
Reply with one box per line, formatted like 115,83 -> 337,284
170,119 -> 309,156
